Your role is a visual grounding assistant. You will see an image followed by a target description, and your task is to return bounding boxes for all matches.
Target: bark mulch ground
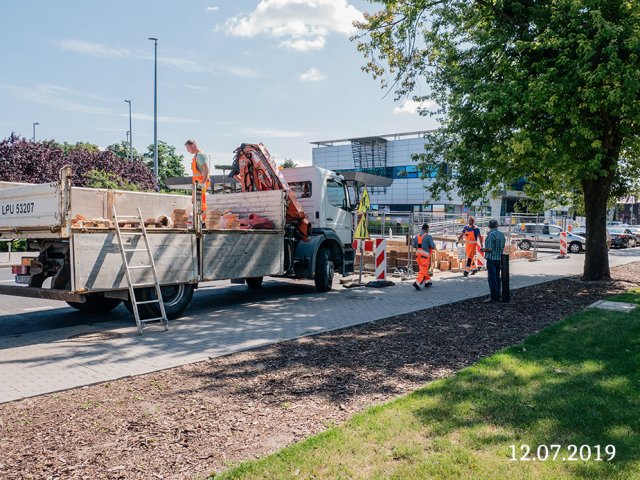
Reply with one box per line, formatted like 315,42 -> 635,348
2,262 -> 640,480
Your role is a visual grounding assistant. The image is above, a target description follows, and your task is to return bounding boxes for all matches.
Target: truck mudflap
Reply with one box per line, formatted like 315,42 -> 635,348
0,284 -> 86,302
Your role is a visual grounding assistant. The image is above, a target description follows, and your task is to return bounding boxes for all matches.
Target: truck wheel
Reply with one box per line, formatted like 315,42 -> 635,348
314,247 -> 334,292
134,284 -> 196,320
66,295 -> 121,313
245,277 -> 264,289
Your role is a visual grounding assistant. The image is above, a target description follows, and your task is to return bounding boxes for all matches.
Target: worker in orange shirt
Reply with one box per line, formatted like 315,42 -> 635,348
184,139 -> 210,219
458,216 -> 484,277
413,223 -> 436,290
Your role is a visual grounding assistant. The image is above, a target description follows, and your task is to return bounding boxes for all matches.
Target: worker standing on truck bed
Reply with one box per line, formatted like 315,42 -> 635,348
413,223 -> 436,290
458,216 -> 483,277
185,139 -> 210,218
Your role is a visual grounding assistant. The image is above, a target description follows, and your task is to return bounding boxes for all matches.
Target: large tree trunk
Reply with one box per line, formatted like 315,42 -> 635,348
582,178 -> 611,281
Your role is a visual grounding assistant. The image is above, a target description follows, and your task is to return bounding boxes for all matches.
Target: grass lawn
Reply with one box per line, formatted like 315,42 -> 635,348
213,292 -> 640,480
609,288 -> 640,305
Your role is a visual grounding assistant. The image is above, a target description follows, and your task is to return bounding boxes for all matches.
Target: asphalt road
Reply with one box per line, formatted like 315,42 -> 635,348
1,247 -> 639,338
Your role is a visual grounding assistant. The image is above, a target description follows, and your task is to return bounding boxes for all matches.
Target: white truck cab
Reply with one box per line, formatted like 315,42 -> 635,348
282,166 -> 353,245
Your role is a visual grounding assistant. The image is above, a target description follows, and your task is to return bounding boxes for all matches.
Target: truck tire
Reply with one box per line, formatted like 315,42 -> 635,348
314,247 -> 334,292
245,277 -> 264,289
66,295 -> 121,313
132,284 -> 195,320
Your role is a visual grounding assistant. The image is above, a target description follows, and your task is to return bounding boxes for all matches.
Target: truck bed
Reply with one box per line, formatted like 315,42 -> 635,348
0,171 -> 287,292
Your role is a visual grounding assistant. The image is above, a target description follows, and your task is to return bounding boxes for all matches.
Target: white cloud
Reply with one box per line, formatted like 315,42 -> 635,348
127,113 -> 196,124
57,39 -> 133,59
56,39 -> 260,78
393,99 -> 438,116
280,37 -> 325,52
240,127 -> 308,138
0,83 -> 112,115
185,84 -> 208,92
0,82 -> 195,124
225,0 -> 363,52
206,6 -> 219,11
299,67 -> 326,82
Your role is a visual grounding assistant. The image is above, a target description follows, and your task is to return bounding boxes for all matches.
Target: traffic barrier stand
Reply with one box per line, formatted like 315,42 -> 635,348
475,243 -> 485,270
348,238 -> 390,286
557,230 -> 570,259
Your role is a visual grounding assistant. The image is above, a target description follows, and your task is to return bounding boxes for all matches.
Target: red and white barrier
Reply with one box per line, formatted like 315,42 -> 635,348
559,231 -> 568,256
475,243 -> 485,269
353,238 -> 387,280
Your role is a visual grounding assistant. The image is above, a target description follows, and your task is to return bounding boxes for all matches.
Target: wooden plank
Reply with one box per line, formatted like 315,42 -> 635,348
72,232 -> 198,292
202,231 -> 284,280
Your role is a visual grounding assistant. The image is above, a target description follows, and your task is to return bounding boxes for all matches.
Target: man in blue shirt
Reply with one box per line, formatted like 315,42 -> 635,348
412,223 -> 437,290
482,219 -> 506,302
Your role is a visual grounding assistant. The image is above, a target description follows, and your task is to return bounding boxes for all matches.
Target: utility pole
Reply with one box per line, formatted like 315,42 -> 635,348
32,122 -> 39,141
124,99 -> 133,161
148,37 -> 159,182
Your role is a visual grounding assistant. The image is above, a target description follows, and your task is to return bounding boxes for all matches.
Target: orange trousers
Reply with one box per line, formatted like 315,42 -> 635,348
464,243 -> 477,272
416,251 -> 431,284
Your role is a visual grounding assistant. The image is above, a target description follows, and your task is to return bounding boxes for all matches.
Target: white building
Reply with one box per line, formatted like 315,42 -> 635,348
311,130 -> 510,216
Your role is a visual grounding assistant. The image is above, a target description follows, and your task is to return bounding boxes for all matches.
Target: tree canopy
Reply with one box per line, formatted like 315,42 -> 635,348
0,133 -> 156,190
355,0 -> 640,280
143,141 -> 186,191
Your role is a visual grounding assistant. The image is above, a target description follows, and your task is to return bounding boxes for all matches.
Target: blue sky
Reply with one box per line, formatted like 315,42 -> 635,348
0,0 -> 438,170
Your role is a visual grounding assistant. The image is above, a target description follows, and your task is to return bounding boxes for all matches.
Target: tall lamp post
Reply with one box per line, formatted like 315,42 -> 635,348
148,37 -> 158,182
124,99 -> 133,161
32,122 -> 39,141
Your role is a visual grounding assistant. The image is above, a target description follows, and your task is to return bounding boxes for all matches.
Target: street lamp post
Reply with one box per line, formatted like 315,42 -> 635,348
32,122 -> 39,142
148,37 -> 159,182
124,99 -> 133,162
126,130 -> 130,145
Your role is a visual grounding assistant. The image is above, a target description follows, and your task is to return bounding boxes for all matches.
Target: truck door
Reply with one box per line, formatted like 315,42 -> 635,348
323,177 -> 352,245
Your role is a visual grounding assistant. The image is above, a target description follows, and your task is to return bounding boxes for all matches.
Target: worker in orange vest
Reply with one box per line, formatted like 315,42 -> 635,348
413,223 -> 436,290
457,216 -> 484,277
184,139 -> 210,219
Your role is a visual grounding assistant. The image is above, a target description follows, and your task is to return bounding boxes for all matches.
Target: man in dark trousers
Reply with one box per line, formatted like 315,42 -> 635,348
413,223 -> 437,290
482,219 -> 506,302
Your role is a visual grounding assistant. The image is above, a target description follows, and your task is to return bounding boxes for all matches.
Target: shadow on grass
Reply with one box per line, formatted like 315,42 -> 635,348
410,308 -> 640,477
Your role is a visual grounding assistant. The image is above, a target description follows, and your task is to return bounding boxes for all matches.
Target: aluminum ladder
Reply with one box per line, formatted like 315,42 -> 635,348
112,206 -> 168,335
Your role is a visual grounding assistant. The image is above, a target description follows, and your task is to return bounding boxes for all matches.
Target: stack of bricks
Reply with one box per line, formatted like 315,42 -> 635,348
205,210 -> 223,230
172,209 -> 189,228
434,249 -> 461,272
222,212 -> 240,229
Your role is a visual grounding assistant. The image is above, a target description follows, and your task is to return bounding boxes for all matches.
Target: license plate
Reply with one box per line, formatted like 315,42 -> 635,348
15,275 -> 30,284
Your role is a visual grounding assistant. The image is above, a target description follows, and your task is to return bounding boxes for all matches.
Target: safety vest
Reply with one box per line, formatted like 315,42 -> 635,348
463,226 -> 479,244
416,233 -> 433,255
191,154 -> 211,187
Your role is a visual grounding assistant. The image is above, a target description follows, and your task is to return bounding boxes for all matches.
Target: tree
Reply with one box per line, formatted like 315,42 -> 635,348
0,133 -> 156,190
355,1 -> 640,280
281,158 -> 298,169
107,141 -> 141,161
143,141 -> 186,191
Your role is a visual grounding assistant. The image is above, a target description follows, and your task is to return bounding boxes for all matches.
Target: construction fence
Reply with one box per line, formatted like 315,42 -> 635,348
356,211 -> 578,278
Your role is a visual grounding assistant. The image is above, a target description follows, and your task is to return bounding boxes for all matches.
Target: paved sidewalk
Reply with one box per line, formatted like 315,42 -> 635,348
0,252 -> 637,403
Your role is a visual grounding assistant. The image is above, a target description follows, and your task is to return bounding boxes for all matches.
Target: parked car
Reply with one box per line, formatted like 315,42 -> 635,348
517,223 -> 586,253
571,227 -> 611,248
624,225 -> 640,244
608,227 -> 637,248
607,221 -> 627,227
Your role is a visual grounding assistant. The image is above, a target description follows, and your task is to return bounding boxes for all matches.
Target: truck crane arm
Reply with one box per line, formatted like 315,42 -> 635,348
230,143 -> 311,241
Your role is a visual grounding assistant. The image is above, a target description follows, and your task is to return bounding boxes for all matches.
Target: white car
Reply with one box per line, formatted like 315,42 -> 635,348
517,223 -> 585,253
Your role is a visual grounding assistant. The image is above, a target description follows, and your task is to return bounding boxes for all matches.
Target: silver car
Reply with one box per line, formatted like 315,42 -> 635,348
517,223 -> 586,253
